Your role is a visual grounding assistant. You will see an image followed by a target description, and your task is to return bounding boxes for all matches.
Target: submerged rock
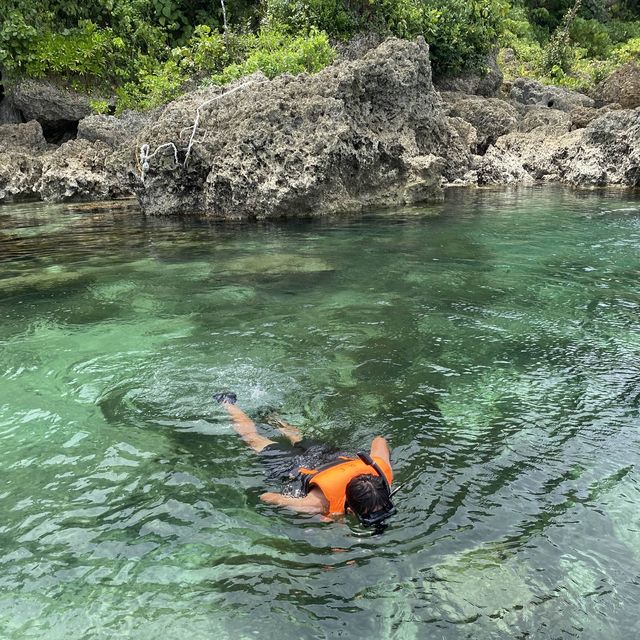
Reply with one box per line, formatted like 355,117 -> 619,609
224,254 -> 333,275
131,38 -> 451,217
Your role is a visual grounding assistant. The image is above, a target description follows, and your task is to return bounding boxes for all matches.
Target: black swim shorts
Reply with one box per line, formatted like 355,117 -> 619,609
259,437 -> 343,497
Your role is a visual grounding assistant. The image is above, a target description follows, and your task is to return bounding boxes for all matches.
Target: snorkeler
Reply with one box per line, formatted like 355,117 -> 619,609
213,392 -> 397,530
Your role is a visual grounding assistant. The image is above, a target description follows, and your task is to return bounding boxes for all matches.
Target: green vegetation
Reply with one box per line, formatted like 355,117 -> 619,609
500,1 -> 640,89
114,26 -> 336,112
1,1 -> 640,111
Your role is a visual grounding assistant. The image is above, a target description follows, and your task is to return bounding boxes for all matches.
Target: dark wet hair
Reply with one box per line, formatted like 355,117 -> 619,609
345,473 -> 391,517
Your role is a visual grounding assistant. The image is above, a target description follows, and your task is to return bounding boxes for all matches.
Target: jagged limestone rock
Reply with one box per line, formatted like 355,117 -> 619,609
37,139 -> 131,202
77,111 -> 152,148
442,93 -> 520,153
479,107 -> 640,187
0,121 -> 50,201
593,62 -> 640,109
566,108 -> 640,186
510,78 -> 594,112
131,38 -> 451,217
9,79 -> 94,124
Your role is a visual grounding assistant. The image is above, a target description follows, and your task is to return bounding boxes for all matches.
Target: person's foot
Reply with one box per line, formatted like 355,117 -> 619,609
213,391 -> 237,405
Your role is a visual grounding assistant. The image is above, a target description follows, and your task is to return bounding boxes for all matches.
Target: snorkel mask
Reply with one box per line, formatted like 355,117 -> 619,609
348,451 -> 400,532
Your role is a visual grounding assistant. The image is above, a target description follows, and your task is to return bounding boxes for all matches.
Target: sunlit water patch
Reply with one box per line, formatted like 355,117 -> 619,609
1,188 -> 639,639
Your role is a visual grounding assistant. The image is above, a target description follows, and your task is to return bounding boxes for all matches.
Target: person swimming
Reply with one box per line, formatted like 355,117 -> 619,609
214,392 -> 397,531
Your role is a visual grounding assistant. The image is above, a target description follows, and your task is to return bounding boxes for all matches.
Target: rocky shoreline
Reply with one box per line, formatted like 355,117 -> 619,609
2,38 -> 640,217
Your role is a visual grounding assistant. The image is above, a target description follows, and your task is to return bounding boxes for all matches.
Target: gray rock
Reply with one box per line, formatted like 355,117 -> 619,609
569,104 -> 620,130
0,153 -> 43,202
443,94 -> 520,153
4,39 -> 640,207
516,107 -> 572,133
475,147 -> 534,185
510,78 -> 594,112
483,128 -> 583,182
0,95 -> 22,124
567,108 -> 640,186
37,138 -> 132,202
77,111 -> 151,148
0,120 -> 49,152
9,79 -> 94,124
478,107 -> 640,187
441,116 -> 477,180
131,38 -> 451,217
593,62 -> 640,109
0,121 -> 49,201
434,50 -> 503,97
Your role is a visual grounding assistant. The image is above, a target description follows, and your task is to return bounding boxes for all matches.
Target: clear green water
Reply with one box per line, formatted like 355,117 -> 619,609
1,188 -> 639,639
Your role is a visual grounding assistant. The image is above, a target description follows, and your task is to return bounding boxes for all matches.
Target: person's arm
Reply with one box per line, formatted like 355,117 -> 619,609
369,436 -> 391,468
260,486 -> 328,515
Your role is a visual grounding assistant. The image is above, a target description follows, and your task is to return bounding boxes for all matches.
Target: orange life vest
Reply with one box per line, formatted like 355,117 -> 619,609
299,456 -> 393,514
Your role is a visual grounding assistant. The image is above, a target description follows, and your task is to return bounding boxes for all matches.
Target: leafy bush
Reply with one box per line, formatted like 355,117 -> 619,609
541,0 -> 582,76
612,36 -> 640,63
22,21 -> 130,86
265,0 -> 358,37
265,0 -> 508,75
605,19 -> 640,44
115,58 -> 186,112
0,10 -> 39,72
89,98 -> 111,114
209,28 -> 336,84
424,1 -> 510,75
0,0 -> 260,80
114,25 -> 335,111
569,17 -> 612,58
170,25 -> 255,76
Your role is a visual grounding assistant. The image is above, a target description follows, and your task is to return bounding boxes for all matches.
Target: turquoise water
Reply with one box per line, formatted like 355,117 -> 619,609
1,188 -> 639,639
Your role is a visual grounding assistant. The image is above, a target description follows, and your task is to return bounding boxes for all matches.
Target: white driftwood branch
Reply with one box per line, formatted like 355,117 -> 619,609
139,142 -> 179,182
183,80 -> 266,167
138,79 -> 267,181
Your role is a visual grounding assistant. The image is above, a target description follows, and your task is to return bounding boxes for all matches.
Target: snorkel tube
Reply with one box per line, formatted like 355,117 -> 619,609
351,451 -> 399,531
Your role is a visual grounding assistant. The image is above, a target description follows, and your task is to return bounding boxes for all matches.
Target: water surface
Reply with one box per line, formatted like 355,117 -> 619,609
1,188 -> 639,638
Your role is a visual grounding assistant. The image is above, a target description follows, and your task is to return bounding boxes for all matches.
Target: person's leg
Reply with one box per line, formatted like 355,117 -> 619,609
215,393 -> 275,453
